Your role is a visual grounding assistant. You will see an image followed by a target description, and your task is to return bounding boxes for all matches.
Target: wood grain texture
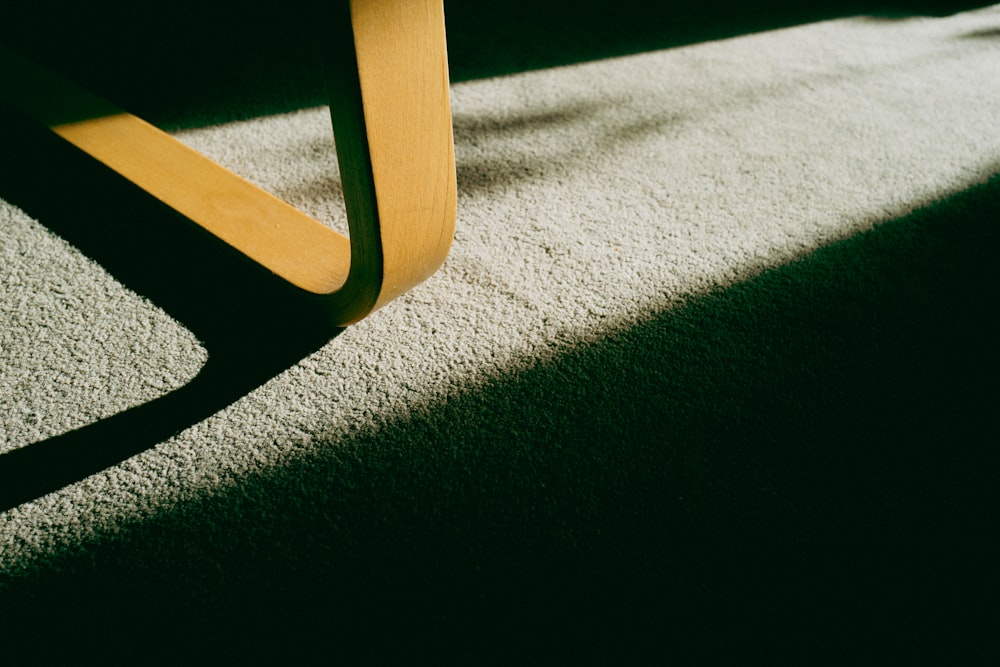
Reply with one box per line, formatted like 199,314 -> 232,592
0,0 -> 456,326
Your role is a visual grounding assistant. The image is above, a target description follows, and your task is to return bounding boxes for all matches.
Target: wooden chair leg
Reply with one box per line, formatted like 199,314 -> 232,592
0,0 -> 456,326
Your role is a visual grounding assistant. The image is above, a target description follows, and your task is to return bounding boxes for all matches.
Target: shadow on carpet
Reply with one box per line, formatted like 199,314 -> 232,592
1,1 -> 993,128
2,165 -> 997,659
0,111 -> 343,510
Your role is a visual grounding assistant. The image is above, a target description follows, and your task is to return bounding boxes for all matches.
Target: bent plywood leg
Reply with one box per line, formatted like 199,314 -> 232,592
327,0 -> 456,323
0,0 -> 456,327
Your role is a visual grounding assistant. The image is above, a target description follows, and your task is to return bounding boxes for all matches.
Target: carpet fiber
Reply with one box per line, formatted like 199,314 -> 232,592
2,3 -> 999,660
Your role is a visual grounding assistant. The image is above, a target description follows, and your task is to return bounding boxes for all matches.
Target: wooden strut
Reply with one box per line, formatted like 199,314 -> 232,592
0,0 -> 456,326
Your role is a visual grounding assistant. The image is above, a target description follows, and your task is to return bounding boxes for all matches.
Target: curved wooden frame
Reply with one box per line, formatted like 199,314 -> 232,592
0,0 -> 456,326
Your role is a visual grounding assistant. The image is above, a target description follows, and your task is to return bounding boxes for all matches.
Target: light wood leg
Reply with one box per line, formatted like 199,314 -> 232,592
0,0 -> 456,326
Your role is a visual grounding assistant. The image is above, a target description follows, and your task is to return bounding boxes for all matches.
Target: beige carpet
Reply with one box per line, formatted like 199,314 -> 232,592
2,5 -> 999,659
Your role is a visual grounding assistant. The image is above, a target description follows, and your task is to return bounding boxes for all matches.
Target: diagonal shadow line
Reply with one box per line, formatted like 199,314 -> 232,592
5,2 -> 995,130
0,108 -> 343,511
3,168 -> 998,660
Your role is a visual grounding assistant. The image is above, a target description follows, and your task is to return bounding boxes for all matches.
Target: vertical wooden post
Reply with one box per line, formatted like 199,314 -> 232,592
325,0 -> 457,323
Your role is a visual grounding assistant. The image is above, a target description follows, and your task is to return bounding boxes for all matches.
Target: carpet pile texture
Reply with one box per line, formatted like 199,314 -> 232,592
2,3 -> 999,659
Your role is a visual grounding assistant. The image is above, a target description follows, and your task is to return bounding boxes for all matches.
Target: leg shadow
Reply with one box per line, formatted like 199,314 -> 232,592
0,110 -> 343,511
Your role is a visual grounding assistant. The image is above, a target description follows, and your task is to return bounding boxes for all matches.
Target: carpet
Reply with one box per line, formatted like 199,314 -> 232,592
2,3 -> 999,660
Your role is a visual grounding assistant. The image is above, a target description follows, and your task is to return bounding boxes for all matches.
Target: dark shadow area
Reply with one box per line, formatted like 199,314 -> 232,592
2,167 -> 997,659
3,0 -> 999,658
1,1 -> 993,128
0,109 -> 343,510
